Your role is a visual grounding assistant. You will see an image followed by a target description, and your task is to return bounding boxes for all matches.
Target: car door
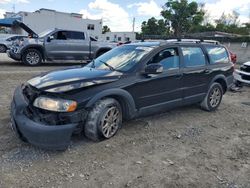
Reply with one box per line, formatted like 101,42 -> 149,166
180,45 -> 210,105
66,31 -> 90,60
44,30 -> 70,60
127,46 -> 183,115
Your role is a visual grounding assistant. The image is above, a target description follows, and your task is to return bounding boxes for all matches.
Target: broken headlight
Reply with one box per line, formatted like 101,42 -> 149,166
33,97 -> 77,112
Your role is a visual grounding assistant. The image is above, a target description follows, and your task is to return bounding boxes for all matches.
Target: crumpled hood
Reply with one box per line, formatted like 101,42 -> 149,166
28,66 -> 122,93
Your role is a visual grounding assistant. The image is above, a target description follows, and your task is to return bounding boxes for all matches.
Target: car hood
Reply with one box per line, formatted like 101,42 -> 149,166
13,20 -> 38,38
27,66 -> 123,93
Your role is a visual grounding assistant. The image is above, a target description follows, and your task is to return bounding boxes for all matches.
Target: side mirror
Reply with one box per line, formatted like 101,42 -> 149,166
47,35 -> 54,42
144,64 -> 163,75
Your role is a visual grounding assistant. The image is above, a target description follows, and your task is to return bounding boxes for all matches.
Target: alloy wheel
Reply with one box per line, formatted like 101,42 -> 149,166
100,106 -> 121,138
26,52 -> 40,65
209,87 -> 221,108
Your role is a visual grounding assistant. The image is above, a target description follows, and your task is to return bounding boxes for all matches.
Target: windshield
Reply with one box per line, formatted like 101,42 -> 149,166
86,45 -> 154,72
38,29 -> 54,38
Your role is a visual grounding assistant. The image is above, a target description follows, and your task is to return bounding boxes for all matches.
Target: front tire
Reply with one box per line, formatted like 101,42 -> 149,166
84,98 -> 122,141
22,49 -> 42,66
0,45 -> 7,53
200,82 -> 223,111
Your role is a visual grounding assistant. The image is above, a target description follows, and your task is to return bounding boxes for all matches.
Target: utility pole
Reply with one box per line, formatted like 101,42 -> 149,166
132,17 -> 135,33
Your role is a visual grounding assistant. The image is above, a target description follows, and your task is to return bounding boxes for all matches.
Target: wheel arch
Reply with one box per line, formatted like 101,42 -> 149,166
209,75 -> 228,94
86,89 -> 137,120
0,44 -> 7,48
95,47 -> 111,58
21,45 -> 45,61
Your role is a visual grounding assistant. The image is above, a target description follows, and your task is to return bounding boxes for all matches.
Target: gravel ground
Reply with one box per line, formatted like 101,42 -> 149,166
0,54 -> 250,188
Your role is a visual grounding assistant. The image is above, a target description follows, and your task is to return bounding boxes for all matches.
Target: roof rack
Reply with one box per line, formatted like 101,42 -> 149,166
163,38 -> 220,45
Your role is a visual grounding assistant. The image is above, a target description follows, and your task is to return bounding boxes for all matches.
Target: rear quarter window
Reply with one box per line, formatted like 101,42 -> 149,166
67,31 -> 85,40
206,46 -> 229,64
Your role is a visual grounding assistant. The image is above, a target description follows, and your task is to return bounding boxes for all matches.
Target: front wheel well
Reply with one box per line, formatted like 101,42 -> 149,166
22,47 -> 45,60
96,48 -> 111,57
97,95 -> 131,120
0,44 -> 7,48
214,78 -> 227,94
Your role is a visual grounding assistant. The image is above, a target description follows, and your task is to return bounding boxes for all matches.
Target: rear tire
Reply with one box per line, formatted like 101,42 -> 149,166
0,45 -> 7,53
200,82 -> 223,111
22,49 -> 42,66
84,98 -> 122,141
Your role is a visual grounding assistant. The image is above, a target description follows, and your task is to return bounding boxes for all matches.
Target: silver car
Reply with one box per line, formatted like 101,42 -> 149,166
0,34 -> 26,53
7,20 -> 115,66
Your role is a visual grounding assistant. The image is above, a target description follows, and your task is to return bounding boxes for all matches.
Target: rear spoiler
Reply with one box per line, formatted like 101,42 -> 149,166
13,20 -> 38,38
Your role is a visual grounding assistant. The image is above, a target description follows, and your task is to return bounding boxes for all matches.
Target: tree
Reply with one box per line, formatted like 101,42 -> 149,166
141,17 -> 169,36
161,0 -> 205,37
214,11 -> 250,35
102,25 -> 111,34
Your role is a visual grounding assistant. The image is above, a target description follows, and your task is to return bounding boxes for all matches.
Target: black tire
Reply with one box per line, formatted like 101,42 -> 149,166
200,82 -> 223,111
22,49 -> 42,66
84,98 -> 122,141
0,45 -> 7,53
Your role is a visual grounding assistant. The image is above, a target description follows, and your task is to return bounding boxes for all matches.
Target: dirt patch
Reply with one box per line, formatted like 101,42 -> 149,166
0,57 -> 250,188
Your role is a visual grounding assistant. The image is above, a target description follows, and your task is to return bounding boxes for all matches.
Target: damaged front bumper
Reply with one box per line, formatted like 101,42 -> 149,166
10,86 -> 87,150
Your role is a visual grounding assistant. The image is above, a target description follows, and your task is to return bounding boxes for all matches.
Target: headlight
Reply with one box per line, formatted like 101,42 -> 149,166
33,97 -> 77,112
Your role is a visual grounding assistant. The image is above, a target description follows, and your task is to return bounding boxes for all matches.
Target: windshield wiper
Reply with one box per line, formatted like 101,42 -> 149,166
99,60 -> 116,71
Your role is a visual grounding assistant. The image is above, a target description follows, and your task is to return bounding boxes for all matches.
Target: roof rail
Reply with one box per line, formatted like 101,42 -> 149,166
164,38 -> 220,45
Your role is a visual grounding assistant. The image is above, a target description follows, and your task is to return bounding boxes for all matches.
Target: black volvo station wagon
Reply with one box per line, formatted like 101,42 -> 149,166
11,39 -> 234,150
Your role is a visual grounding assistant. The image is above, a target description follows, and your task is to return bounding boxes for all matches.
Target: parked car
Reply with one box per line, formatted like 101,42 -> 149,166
10,40 -> 234,150
0,34 -> 27,53
234,61 -> 250,85
7,20 -> 114,65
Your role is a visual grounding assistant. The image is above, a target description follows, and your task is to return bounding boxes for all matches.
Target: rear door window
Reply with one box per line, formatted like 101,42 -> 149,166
67,31 -> 85,40
181,47 -> 206,67
205,46 -> 229,64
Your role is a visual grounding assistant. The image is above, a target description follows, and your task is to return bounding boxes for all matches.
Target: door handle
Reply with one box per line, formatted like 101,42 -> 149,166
204,69 -> 211,74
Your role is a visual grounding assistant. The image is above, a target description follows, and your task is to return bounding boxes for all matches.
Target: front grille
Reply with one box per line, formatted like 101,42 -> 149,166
24,106 -> 87,126
21,84 -> 87,126
240,65 -> 250,73
241,75 -> 250,81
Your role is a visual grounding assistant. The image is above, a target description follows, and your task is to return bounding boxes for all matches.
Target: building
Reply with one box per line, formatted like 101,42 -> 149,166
1,8 -> 102,39
0,8 -> 136,42
101,32 -> 136,43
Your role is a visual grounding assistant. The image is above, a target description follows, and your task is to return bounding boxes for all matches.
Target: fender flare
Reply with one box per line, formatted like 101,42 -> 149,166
208,74 -> 228,92
86,88 -> 137,119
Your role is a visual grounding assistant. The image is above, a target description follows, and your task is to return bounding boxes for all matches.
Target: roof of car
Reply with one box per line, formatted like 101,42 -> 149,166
128,42 -> 161,47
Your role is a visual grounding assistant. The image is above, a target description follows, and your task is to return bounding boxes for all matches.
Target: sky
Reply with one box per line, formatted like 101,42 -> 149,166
0,0 -> 249,32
